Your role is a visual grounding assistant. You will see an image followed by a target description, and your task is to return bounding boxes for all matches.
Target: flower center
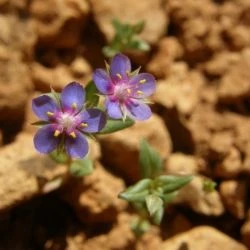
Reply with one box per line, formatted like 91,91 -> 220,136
113,83 -> 131,101
58,112 -> 79,130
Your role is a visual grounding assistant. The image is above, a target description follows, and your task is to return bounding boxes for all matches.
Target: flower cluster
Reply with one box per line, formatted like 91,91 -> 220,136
32,54 -> 156,159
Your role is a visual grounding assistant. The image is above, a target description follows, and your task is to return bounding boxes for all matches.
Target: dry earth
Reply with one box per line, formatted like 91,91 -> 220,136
1,0 -> 250,249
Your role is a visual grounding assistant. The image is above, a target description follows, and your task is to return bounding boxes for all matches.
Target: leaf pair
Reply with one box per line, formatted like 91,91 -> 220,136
103,19 -> 150,58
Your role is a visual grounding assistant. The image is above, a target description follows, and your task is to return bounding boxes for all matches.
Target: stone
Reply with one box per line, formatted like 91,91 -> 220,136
175,175 -> 224,216
30,0 -> 89,48
241,209 -> 250,249
162,226 -> 247,250
90,0 -> 168,44
0,133 -> 68,211
147,37 -> 183,78
62,162 -> 127,223
165,153 -> 203,175
219,180 -> 246,219
31,57 -> 92,92
0,14 -> 35,121
218,49 -> 250,103
99,114 -> 172,181
153,64 -> 204,115
215,147 -> 243,178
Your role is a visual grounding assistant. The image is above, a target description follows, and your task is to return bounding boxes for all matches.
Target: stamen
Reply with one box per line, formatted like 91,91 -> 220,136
47,111 -> 54,116
54,130 -> 60,137
137,90 -> 143,95
116,73 -> 122,79
70,131 -> 76,138
81,122 -> 88,128
72,102 -> 77,109
139,79 -> 146,84
127,89 -> 131,94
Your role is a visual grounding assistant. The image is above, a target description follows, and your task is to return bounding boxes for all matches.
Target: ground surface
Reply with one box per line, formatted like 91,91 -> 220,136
1,0 -> 250,249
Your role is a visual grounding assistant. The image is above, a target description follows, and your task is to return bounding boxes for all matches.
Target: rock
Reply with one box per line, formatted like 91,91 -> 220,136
209,131 -> 234,158
62,162 -> 127,223
219,180 -> 246,219
215,147 -> 243,178
31,57 -> 92,92
218,49 -> 250,103
0,133 -> 68,211
30,0 -> 89,48
241,209 -> 250,249
165,153 -> 204,175
203,51 -> 240,77
162,226 -> 247,250
0,14 -> 34,121
147,37 -> 183,78
90,0 -> 168,44
99,114 -> 172,181
153,64 -> 204,115
167,0 -> 221,63
175,175 -> 224,216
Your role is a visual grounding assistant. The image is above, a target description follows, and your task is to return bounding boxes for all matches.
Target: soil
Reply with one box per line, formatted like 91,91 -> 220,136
1,0 -> 250,249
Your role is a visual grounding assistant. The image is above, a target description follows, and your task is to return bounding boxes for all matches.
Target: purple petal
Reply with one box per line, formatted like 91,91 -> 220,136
34,125 -> 59,154
129,73 -> 156,98
80,109 -> 106,133
110,53 -> 131,80
125,100 -> 152,121
93,69 -> 113,94
65,131 -> 88,158
32,95 -> 58,121
106,99 -> 123,119
61,82 -> 85,111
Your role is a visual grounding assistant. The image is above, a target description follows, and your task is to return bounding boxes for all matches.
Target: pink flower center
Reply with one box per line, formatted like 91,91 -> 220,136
56,112 -> 80,131
113,83 -> 131,102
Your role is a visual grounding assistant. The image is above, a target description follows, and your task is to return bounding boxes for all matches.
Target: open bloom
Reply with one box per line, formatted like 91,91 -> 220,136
93,53 -> 156,120
32,82 -> 106,158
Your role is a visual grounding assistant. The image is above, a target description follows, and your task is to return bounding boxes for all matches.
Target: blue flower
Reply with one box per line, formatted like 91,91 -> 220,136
93,53 -> 156,121
32,82 -> 106,158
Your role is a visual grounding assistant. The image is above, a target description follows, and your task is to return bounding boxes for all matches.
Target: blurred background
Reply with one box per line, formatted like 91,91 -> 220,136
0,0 -> 250,249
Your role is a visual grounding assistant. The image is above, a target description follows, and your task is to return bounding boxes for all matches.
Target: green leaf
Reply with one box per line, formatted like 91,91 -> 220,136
85,80 -> 99,108
139,139 -> 163,179
130,217 -> 150,238
129,39 -> 150,51
69,157 -> 94,177
132,20 -> 145,34
160,191 -> 178,203
102,46 -> 119,58
145,194 -> 163,216
203,179 -> 217,193
151,203 -> 164,225
99,117 -> 135,134
49,150 -> 69,164
118,179 -> 152,202
156,175 -> 193,193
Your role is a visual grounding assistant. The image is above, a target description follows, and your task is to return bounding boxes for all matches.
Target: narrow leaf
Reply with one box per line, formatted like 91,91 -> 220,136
132,20 -> 145,34
85,80 -> 99,108
118,179 -> 151,202
156,175 -> 193,193
139,139 -> 163,179
118,190 -> 149,203
151,204 -> 164,225
160,191 -> 178,203
69,157 -> 93,177
145,194 -> 163,217
99,117 -> 135,134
